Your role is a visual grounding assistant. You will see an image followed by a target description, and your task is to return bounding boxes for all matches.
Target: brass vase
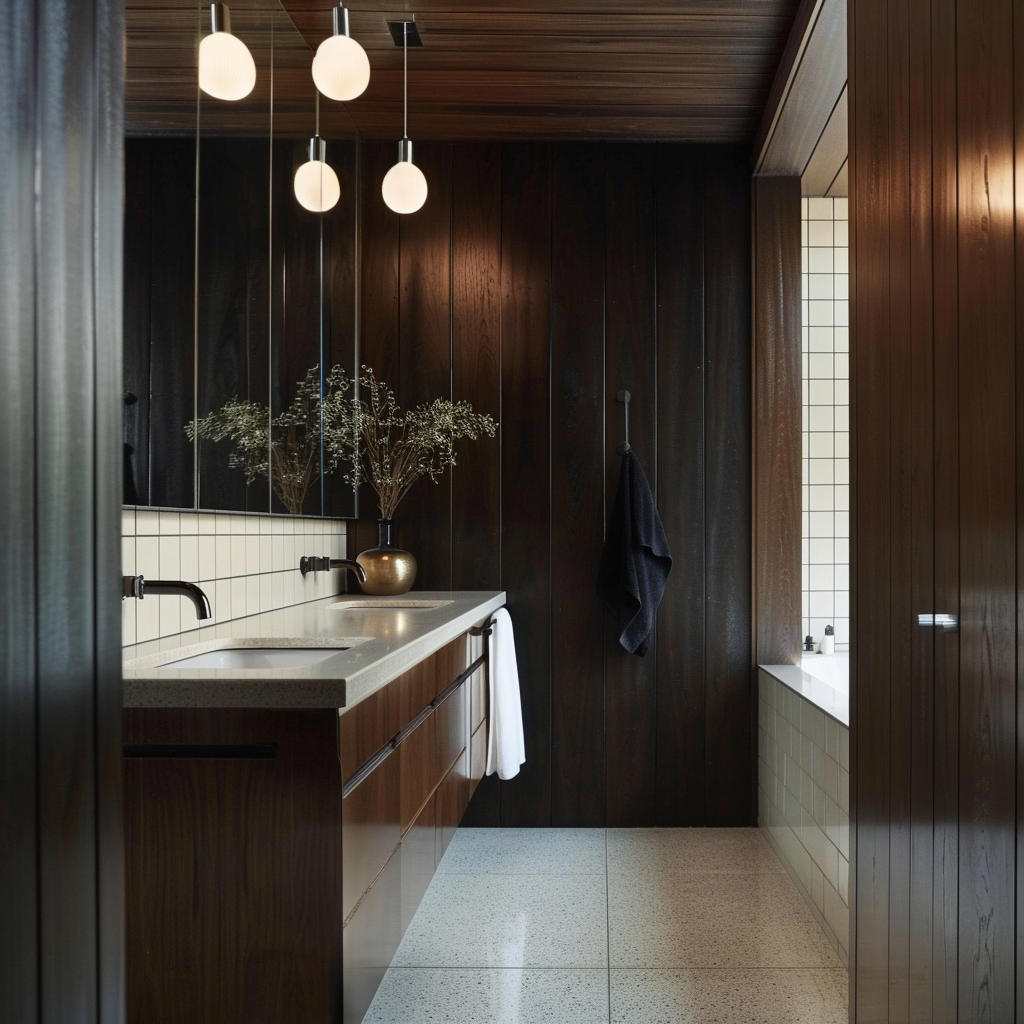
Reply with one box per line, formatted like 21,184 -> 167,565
356,519 -> 417,596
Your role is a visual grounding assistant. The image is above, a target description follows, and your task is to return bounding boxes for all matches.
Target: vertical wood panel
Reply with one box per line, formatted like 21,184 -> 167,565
603,144 -> 659,827
851,0 -> 893,1011
549,143 -> 607,827
655,145 -> 708,826
906,0 -> 936,1015
885,0 -> 914,1014
497,143 -> 553,827
702,147 -> 753,826
956,0 -> 1017,1019
451,142 -> 502,591
398,143 -> 454,590
752,175 -> 802,668
1,0 -> 39,1018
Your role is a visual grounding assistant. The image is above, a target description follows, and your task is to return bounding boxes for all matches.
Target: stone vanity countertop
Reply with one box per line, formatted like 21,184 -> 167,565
122,591 -> 505,710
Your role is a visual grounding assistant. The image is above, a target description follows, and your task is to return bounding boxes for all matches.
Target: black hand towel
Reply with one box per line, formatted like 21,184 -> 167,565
597,449 -> 672,657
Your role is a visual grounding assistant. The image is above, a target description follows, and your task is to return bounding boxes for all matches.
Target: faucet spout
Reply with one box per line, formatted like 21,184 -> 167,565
122,576 -> 212,620
330,559 -> 367,584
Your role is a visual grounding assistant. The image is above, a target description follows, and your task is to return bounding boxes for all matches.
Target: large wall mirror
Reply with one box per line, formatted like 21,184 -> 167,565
124,0 -> 359,517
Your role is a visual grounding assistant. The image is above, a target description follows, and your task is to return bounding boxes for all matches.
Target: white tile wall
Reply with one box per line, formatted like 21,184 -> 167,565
758,668 -> 850,965
121,508 -> 348,646
802,196 -> 850,651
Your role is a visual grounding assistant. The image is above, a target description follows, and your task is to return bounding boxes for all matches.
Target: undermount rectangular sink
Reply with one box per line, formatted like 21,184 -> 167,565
124,637 -> 365,672
331,598 -> 453,610
162,647 -> 350,670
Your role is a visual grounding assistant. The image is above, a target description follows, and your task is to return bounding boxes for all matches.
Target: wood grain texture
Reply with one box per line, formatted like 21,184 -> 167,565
496,143 -> 554,827
451,143 -> 502,591
956,0 -> 1017,1018
752,175 -> 802,668
361,142 -> 756,829
603,144 -> 659,827
339,685 -> 389,783
655,146 -> 709,826
702,148 -> 753,826
124,708 -> 344,1024
549,143 -> 607,827
397,142 -> 454,589
400,794 -> 437,933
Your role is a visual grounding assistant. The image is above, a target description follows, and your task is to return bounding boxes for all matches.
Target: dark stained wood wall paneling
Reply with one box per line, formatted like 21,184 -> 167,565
603,146 -> 659,826
1,0 -> 125,1019
357,142 -> 755,826
654,146 -> 710,826
852,0 -> 1024,1017
752,176 -> 802,669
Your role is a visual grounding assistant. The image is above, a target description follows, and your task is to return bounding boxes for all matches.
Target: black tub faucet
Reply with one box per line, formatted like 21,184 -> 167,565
122,575 -> 212,620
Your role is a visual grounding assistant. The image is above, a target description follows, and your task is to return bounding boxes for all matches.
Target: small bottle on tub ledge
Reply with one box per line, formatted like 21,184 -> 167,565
818,624 -> 835,655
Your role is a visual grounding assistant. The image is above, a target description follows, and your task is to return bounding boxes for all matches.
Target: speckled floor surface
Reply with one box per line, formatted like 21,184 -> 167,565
364,828 -> 848,1023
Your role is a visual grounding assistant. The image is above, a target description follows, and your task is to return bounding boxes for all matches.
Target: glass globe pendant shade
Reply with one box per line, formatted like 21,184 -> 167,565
198,5 -> 256,101
293,137 -> 341,213
312,5 -> 370,101
382,140 -> 427,215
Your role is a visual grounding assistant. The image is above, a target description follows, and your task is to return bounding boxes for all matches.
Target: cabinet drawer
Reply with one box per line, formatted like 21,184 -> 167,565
398,710 -> 436,832
469,663 -> 487,735
400,794 -> 436,933
339,687 -> 388,784
470,721 -> 486,796
435,749 -> 469,867
434,681 -> 467,782
342,747 -> 400,921
386,636 -> 464,740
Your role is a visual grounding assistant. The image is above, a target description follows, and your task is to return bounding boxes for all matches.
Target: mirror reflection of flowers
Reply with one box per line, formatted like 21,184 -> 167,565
186,365 -> 497,518
186,366 -> 344,515
325,365 -> 497,520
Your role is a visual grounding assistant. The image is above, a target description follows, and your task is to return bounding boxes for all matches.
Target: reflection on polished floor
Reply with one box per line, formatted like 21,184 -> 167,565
364,828 -> 848,1023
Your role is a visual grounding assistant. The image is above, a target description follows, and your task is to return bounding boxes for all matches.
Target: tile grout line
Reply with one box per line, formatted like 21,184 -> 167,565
605,827 -> 612,1024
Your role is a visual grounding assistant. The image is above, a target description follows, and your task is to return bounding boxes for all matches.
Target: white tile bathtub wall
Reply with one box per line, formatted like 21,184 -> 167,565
758,668 -> 850,966
121,509 -> 348,646
802,196 -> 850,652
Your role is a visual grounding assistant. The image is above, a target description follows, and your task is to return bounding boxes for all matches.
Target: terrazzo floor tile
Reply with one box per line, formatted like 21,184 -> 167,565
610,968 -> 848,1023
607,828 -> 785,878
608,871 -> 842,969
438,827 -> 607,875
392,873 -> 609,969
364,968 -> 610,1023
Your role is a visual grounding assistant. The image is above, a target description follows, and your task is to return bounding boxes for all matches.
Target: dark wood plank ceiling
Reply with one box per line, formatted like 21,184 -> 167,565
286,0 -> 799,141
128,0 -> 800,143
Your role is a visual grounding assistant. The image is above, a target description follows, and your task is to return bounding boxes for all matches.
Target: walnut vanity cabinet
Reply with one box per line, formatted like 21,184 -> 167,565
123,629 -> 489,1024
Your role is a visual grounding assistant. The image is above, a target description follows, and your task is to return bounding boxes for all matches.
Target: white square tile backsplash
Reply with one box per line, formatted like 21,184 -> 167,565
121,508 -> 347,647
802,196 -> 850,651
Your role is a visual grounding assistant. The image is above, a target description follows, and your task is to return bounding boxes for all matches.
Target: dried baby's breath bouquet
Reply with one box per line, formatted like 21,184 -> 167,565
325,365 -> 497,520
186,365 -> 350,515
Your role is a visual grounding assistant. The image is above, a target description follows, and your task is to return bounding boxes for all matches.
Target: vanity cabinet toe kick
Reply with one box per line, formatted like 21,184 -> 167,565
123,627 -> 491,1024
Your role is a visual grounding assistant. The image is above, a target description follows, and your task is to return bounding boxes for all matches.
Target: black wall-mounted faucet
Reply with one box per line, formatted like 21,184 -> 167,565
299,555 -> 367,584
122,575 -> 212,620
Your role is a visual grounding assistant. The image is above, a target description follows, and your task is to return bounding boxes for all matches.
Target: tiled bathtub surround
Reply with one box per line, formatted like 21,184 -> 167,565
121,509 -> 347,646
802,196 -> 850,651
758,668 -> 850,965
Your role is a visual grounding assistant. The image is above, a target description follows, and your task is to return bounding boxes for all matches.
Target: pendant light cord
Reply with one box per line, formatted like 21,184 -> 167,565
403,22 -> 408,140
316,89 -> 320,136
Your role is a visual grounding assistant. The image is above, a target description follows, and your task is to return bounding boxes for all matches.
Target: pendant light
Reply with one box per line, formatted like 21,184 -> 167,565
312,4 -> 370,102
381,21 -> 427,215
294,96 -> 341,213
198,3 -> 256,101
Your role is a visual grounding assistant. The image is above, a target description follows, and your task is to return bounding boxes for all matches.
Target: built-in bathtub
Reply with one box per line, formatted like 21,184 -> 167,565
757,654 -> 850,965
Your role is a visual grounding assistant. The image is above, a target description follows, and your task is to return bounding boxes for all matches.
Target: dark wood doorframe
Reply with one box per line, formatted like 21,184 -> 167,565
1,0 -> 125,1021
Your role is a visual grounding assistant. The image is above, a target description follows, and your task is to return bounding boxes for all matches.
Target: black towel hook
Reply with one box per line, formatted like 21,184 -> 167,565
616,390 -> 631,455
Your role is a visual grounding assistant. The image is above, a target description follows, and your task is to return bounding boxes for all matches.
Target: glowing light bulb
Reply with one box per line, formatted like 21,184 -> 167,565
293,137 -> 341,213
198,5 -> 255,101
382,140 -> 427,215
312,6 -> 370,101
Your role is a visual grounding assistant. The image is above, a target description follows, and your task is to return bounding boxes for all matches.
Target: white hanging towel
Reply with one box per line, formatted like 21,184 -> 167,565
485,607 -> 526,781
